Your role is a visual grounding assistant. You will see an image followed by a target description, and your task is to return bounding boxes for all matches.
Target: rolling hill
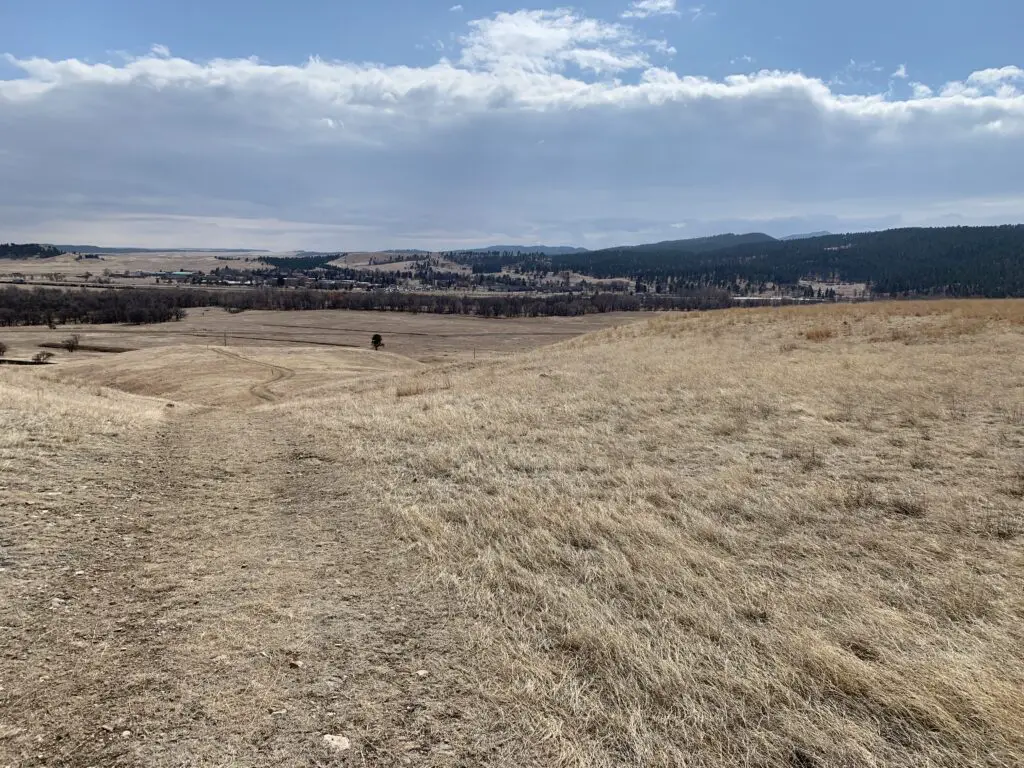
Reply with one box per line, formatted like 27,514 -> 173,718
543,225 -> 1024,296
0,243 -> 64,259
2,301 -> 1022,766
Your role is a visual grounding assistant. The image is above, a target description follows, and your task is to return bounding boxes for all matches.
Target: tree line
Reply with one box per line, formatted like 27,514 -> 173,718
0,285 -> 732,327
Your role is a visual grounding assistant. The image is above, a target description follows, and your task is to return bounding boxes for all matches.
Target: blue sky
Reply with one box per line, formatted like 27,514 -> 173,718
1,0 -> 1023,249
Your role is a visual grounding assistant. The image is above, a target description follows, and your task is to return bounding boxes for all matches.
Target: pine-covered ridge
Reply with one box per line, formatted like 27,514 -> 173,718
453,226 -> 1024,297
0,243 -> 64,259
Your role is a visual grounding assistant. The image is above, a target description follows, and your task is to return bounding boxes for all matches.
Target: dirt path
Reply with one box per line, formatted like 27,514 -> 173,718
0,404 -> 499,767
210,347 -> 296,402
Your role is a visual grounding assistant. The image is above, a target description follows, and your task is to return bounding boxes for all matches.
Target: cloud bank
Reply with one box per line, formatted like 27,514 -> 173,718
0,7 -> 1022,249
622,0 -> 680,19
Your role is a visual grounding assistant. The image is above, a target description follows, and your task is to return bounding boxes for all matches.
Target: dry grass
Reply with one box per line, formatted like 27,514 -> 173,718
288,299 -> 1024,766
0,367 -> 166,458
52,344 -> 419,405
804,326 -> 834,342
0,306 -> 641,364
2,299 -> 1023,767
395,375 -> 453,398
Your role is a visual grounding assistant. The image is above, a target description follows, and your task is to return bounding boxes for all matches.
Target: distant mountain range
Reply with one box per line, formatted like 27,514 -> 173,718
611,232 -> 776,254
781,231 -> 833,241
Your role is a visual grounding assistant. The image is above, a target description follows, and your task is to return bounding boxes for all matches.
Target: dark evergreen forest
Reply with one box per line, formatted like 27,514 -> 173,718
0,243 -> 64,259
453,226 -> 1024,297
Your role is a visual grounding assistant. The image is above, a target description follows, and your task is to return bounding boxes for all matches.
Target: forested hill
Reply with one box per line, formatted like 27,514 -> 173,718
463,245 -> 589,256
547,226 -> 1024,297
622,232 -> 776,254
0,243 -> 64,259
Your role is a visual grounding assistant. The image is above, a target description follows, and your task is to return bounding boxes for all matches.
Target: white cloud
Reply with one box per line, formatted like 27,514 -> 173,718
967,66 -> 1024,86
892,63 -> 908,79
0,7 -> 1023,249
449,4 -> 463,11
150,43 -> 171,58
459,9 -> 664,74
622,0 -> 679,20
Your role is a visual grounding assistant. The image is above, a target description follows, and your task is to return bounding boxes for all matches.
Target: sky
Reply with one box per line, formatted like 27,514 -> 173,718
1,1 -> 1023,251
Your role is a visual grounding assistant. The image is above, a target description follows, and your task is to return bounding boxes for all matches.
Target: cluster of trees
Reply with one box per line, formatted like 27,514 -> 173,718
0,287 -> 188,326
0,243 -> 64,259
259,253 -> 344,270
446,251 -> 551,275
196,285 -> 730,316
0,285 -> 732,327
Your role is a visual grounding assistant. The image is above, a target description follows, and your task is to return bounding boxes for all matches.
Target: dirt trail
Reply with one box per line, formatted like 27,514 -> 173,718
210,347 -> 296,402
0,403 -> 498,766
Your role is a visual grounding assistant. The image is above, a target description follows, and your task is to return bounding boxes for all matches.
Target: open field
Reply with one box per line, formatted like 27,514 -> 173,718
1,300 -> 1022,766
0,251 -> 268,283
0,307 -> 642,363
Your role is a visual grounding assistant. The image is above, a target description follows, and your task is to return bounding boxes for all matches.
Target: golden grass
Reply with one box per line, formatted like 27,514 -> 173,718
2,299 -> 1023,766
0,367 -> 165,453
0,367 -> 167,512
284,299 -> 1024,766
804,326 -> 834,341
395,374 -> 453,398
52,344 -> 419,405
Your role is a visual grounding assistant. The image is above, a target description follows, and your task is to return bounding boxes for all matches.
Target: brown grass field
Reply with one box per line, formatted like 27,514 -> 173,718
1,300 -> 1022,767
0,250 -> 458,286
0,251 -> 267,284
0,307 -> 638,364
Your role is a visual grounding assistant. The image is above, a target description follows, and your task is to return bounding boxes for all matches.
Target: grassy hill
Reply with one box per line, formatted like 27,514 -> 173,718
1,301 -> 1022,766
0,243 -> 64,259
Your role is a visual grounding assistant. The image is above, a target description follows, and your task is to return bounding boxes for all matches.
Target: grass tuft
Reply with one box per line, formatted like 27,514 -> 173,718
804,327 -> 834,342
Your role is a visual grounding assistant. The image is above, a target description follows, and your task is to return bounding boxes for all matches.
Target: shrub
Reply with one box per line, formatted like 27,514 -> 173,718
32,351 -> 54,364
61,334 -> 81,352
0,341 -> 6,357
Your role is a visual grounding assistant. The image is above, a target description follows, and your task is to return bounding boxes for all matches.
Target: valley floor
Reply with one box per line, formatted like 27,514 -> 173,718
1,300 -> 1022,767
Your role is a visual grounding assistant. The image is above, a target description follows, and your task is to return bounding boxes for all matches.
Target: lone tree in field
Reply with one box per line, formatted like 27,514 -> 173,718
61,334 -> 81,353
0,341 -> 6,358
32,351 -> 54,364
372,334 -> 383,351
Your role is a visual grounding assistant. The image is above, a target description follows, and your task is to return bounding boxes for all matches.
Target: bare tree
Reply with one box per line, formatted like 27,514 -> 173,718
32,351 -> 54,364
0,341 -> 7,358
61,335 -> 81,353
